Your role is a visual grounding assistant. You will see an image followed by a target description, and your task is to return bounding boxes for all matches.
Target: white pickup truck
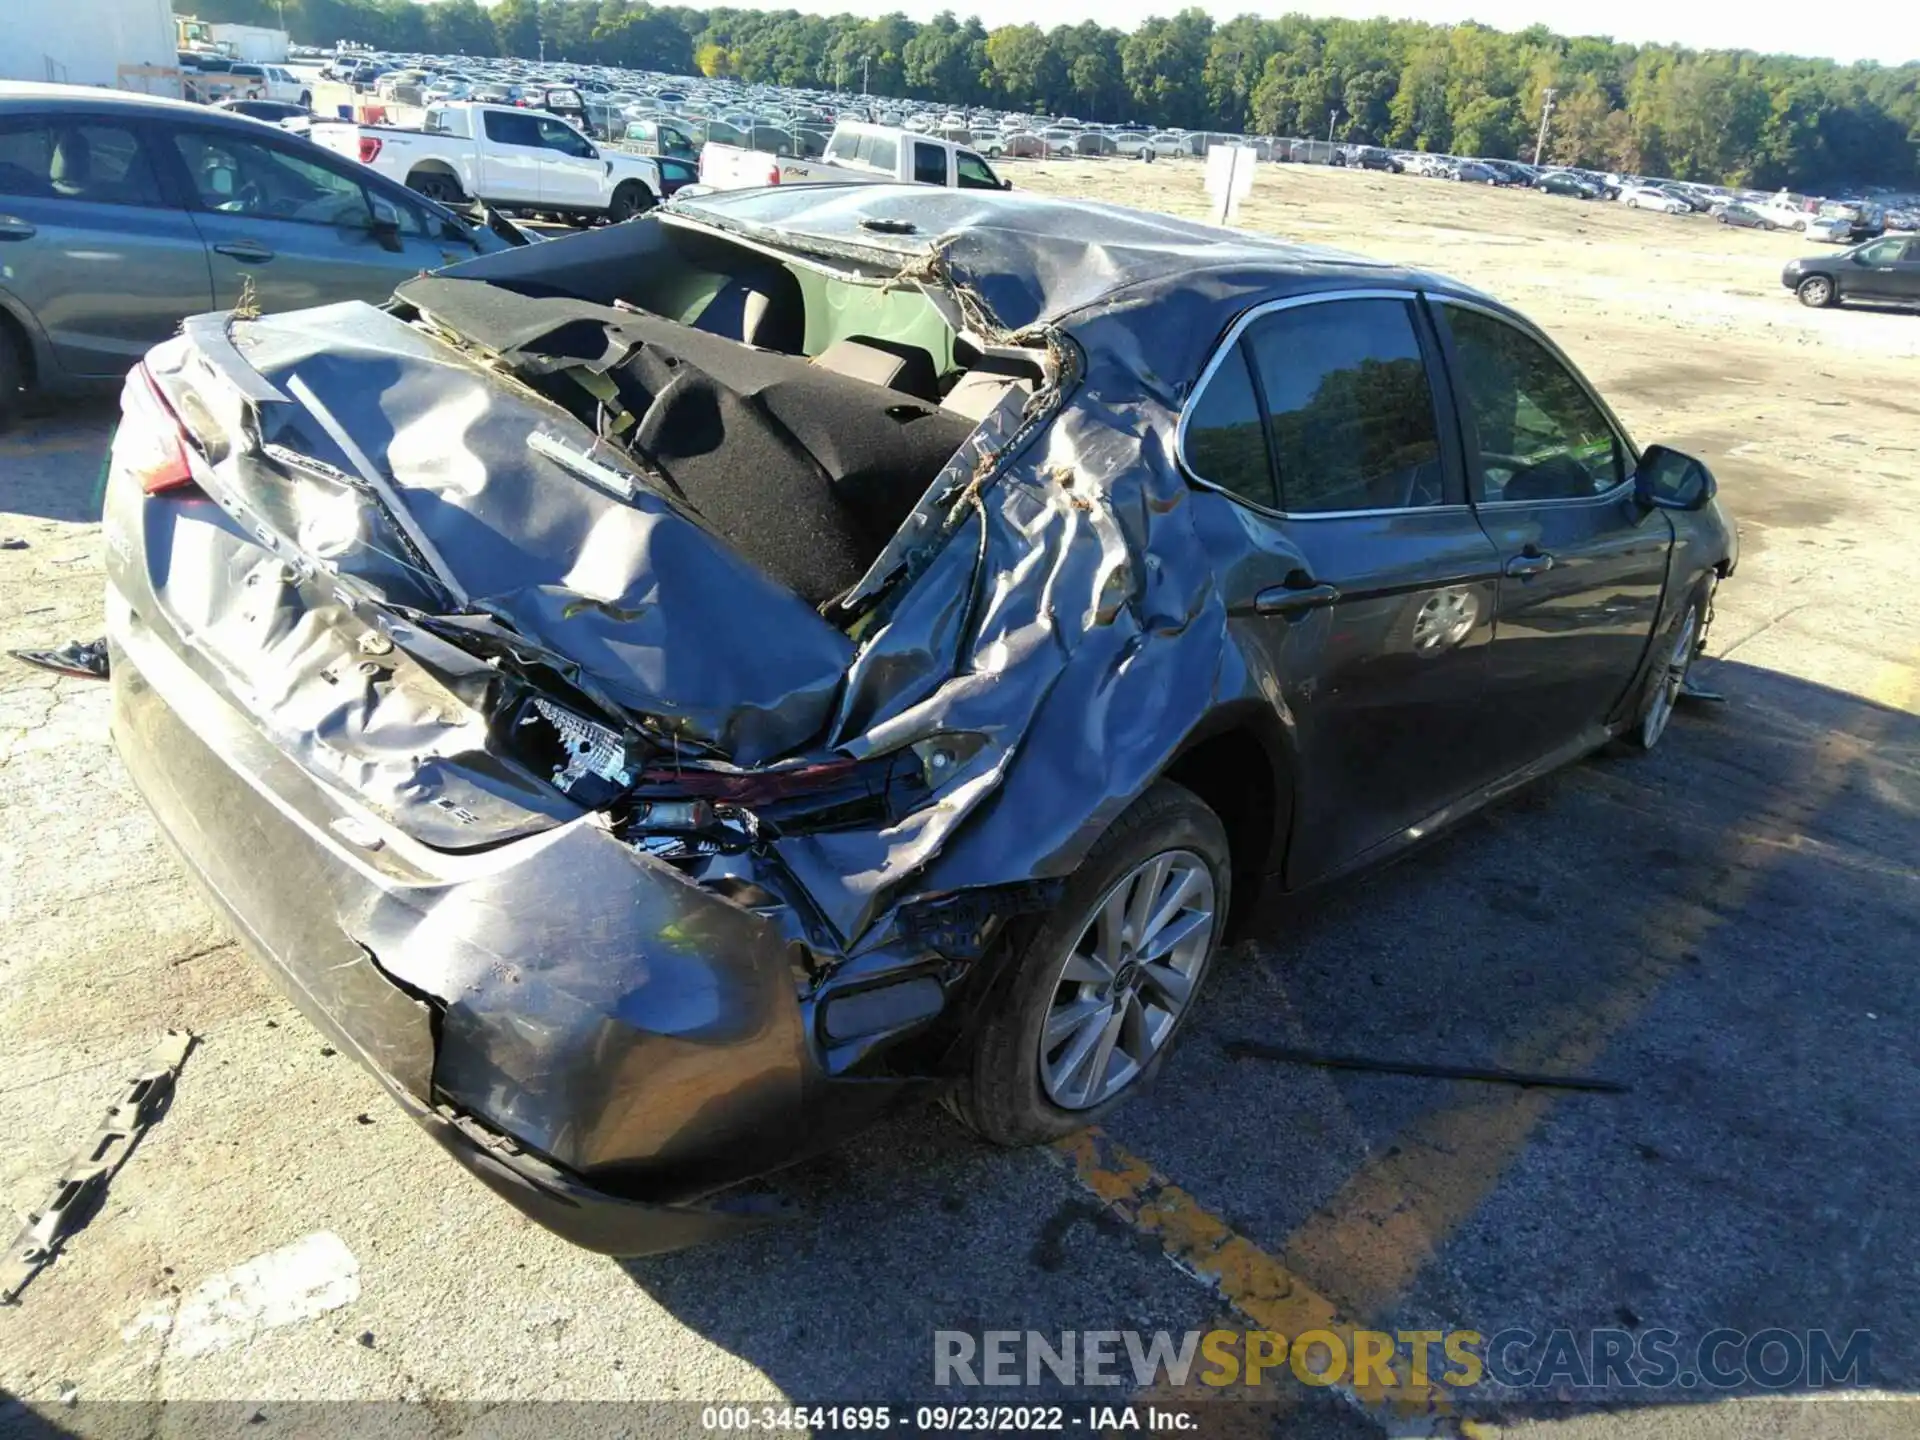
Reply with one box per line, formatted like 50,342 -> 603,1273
312,102 -> 664,223
698,122 -> 1010,193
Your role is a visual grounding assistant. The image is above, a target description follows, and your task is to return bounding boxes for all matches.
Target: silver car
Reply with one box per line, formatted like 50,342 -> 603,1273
0,82 -> 515,420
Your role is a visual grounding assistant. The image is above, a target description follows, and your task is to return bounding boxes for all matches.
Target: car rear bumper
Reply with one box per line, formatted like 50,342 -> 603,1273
106,584 -> 906,1255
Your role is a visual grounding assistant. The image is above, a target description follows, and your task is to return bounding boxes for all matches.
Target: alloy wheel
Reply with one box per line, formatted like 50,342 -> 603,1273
1038,849 -> 1216,1110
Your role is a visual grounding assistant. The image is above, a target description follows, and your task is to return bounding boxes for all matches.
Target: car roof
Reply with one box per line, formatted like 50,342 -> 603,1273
673,184 -> 1470,334
0,81 -> 266,132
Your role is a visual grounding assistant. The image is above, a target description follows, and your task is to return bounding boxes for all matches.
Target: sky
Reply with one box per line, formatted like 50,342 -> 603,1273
546,0 -> 1920,66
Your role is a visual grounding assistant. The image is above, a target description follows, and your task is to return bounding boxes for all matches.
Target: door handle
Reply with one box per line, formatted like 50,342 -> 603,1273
1505,551 -> 1555,578
0,217 -> 36,241
213,241 -> 274,263
1255,581 -> 1341,617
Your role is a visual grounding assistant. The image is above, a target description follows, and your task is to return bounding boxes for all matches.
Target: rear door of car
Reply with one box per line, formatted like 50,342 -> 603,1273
166,122 -> 473,313
0,113 -> 211,381
477,108 -> 545,204
1429,295 -> 1670,769
1179,290 -> 1507,881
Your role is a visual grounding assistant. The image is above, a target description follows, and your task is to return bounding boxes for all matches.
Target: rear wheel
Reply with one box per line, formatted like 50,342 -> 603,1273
408,169 -> 465,205
1797,274 -> 1836,308
954,781 -> 1230,1147
609,181 -> 654,222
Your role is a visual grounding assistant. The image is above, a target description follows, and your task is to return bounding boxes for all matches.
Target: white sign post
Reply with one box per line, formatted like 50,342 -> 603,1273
1204,144 -> 1258,226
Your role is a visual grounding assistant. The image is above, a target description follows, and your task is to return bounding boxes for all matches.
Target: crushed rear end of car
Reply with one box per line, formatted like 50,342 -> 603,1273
104,189 -> 1291,1250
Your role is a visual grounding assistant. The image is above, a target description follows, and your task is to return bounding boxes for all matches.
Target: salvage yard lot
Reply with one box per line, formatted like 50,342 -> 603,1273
3,158 -> 1917,1435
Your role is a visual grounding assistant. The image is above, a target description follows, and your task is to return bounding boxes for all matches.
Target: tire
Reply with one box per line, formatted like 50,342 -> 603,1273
953,780 -> 1231,1147
1797,274 -> 1836,308
407,169 -> 465,205
1622,588 -> 1706,752
0,322 -> 25,432
608,181 -> 654,222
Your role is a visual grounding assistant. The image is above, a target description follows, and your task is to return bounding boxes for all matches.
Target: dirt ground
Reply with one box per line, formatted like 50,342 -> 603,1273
1,160 -> 1916,1438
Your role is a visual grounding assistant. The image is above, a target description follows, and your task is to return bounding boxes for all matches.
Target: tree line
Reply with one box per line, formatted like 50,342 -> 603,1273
191,0 -> 1920,190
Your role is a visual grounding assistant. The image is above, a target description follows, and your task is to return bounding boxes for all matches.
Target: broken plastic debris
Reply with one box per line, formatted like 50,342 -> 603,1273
9,637 -> 108,680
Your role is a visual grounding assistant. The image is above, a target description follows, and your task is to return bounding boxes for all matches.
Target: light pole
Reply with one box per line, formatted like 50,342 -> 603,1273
861,54 -> 871,96
1532,87 -> 1556,166
1327,108 -> 1339,143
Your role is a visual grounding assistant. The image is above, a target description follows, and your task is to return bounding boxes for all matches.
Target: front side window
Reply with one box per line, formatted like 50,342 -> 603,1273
1438,305 -> 1622,502
535,117 -> 594,157
861,133 -> 897,172
172,130 -> 372,229
1240,298 -> 1446,513
913,141 -> 946,185
1855,237 -> 1905,264
0,120 -> 165,207
955,151 -> 1000,189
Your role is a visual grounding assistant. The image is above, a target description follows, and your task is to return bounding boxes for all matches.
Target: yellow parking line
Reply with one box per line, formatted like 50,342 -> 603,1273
1052,1129 -> 1446,1416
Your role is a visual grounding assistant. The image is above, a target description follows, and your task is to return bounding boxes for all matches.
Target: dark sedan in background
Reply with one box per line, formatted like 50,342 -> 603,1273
106,187 -> 1736,1254
1536,169 -> 1604,199
0,82 -> 515,420
1784,234 -> 1920,308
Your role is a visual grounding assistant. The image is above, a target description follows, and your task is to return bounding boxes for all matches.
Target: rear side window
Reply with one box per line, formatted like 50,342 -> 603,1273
484,110 -> 543,146
912,141 -> 946,185
1183,345 -> 1275,508
0,120 -> 165,207
1240,298 -> 1445,513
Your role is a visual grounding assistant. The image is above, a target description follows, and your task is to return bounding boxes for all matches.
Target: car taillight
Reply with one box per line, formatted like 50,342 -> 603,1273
119,367 -> 197,497
358,135 -> 383,163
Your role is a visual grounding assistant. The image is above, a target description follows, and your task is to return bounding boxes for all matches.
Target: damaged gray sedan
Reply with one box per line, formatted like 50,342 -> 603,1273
106,185 -> 1737,1253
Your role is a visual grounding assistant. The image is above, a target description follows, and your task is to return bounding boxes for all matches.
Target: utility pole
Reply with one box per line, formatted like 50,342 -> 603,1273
1327,108 -> 1339,143
862,54 -> 871,96
1533,87 -> 1556,166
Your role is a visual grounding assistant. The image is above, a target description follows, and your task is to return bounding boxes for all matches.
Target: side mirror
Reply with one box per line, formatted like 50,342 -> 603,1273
1634,445 -> 1716,512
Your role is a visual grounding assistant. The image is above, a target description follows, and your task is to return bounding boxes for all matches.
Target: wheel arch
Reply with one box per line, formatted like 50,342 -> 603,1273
0,285 -> 52,393
1159,701 -> 1297,937
407,159 -> 464,190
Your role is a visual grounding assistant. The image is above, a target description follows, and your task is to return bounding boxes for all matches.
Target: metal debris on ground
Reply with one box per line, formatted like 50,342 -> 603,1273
1679,675 -> 1727,704
1222,1039 -> 1629,1093
1,1030 -> 195,1303
9,637 -> 109,680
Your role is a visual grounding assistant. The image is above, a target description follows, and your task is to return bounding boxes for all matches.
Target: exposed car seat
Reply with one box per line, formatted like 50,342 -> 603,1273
48,130 -> 92,199
691,267 -> 805,353
811,336 -> 940,403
